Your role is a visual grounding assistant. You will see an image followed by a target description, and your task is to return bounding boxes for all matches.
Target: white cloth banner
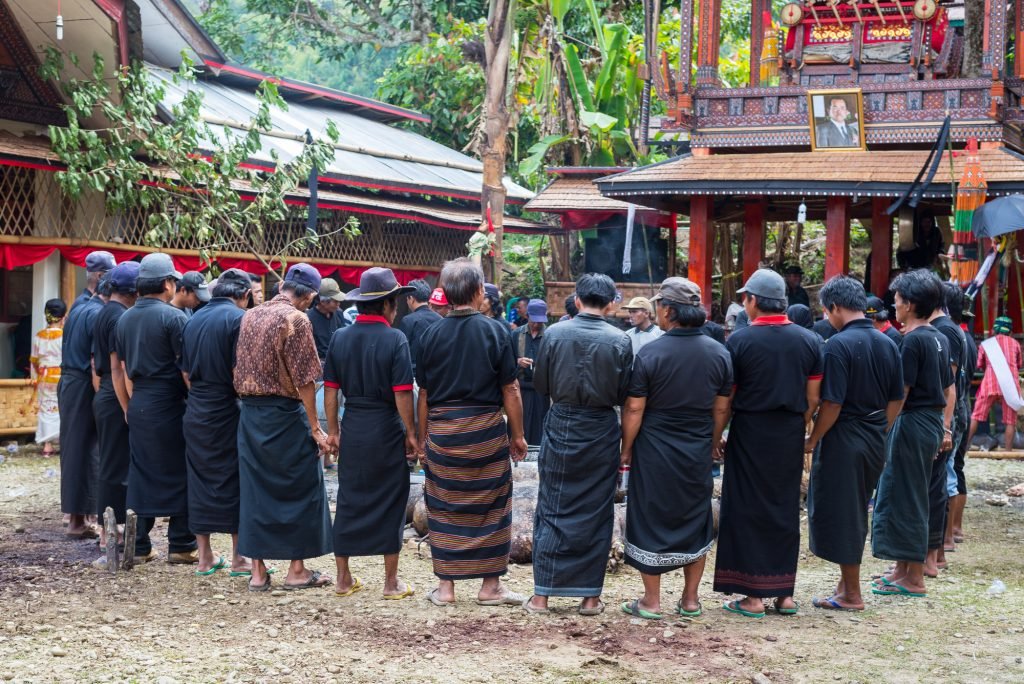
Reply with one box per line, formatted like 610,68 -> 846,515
980,337 -> 1024,413
622,204 -> 636,275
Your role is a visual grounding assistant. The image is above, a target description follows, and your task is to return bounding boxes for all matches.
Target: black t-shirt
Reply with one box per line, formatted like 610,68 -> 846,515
901,325 -> 954,411
415,310 -> 517,407
628,328 -> 733,411
115,297 -> 187,386
820,319 -> 904,417
307,305 -> 343,362
181,298 -> 244,395
932,315 -> 968,398
92,300 -> 128,377
881,323 -> 903,349
701,320 -> 726,344
61,295 -> 104,373
324,315 -> 413,405
727,317 -> 824,414
399,305 -> 442,374
787,286 -> 810,308
963,329 -> 978,392
813,318 -> 838,341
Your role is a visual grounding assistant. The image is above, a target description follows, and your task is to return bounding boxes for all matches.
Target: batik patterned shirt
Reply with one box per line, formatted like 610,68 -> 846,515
234,294 -> 322,399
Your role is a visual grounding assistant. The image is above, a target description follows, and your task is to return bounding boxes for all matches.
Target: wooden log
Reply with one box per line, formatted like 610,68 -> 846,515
121,509 -> 137,570
103,507 -> 118,574
967,449 -> 1024,460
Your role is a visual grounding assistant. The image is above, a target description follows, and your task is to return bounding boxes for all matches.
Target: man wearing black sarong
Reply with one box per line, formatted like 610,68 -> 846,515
620,278 -> 732,620
234,263 -> 333,592
714,269 -> 822,619
416,259 -> 527,607
511,299 -> 549,445
59,250 -> 115,539
324,268 -> 418,600
91,262 -> 138,565
926,282 -> 968,576
181,269 -> 253,576
524,273 -> 633,616
871,269 -> 954,599
945,289 -> 976,552
804,276 -> 904,612
114,253 -> 197,564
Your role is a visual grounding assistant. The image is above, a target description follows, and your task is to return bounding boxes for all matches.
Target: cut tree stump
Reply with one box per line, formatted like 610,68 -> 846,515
103,507 -> 118,574
121,509 -> 137,570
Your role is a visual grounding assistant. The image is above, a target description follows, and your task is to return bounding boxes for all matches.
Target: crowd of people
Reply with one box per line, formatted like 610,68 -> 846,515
36,249 -> 1021,619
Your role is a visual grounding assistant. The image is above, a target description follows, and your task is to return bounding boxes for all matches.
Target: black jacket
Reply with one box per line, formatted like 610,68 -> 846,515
534,313 -> 632,407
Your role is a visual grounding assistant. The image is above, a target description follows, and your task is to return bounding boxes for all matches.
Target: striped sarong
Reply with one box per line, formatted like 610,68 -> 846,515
424,404 -> 512,580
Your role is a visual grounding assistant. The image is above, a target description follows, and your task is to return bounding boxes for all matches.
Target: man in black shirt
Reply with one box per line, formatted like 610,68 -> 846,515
944,290 -> 976,551
713,269 -> 822,619
812,315 -> 838,340
511,299 -> 549,444
866,296 -> 902,348
171,271 -> 210,317
804,276 -> 903,611
307,278 -> 347,362
91,262 -> 138,563
872,269 -> 954,600
526,273 -> 633,616
784,264 -> 810,307
72,250 -> 115,310
115,253 -> 196,564
399,279 -> 442,376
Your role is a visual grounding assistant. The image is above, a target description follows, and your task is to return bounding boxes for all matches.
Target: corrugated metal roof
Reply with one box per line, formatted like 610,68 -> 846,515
148,65 -> 533,203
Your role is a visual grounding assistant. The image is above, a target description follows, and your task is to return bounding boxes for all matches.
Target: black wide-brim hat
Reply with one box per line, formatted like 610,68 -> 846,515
345,267 -> 415,302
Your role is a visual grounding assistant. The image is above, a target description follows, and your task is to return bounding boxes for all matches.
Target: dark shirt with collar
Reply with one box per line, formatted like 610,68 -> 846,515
399,304 -> 442,374
114,297 -> 187,386
880,322 -> 903,349
72,288 -> 94,311
821,319 -> 904,418
181,298 -> 245,397
901,325 -> 953,411
787,286 -> 810,308
932,314 -> 968,403
61,294 -> 104,373
92,300 -> 128,377
307,304 -> 343,362
628,328 -> 732,410
727,316 -> 823,414
701,320 -> 726,344
534,312 -> 633,408
813,318 -> 838,340
511,325 -> 545,387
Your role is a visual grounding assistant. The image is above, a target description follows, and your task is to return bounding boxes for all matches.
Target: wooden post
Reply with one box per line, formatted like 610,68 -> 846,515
696,0 -> 722,86
60,256 -> 77,312
121,510 -> 136,570
668,214 -> 679,277
1017,0 -> 1024,79
870,197 -> 893,296
103,507 -> 118,574
690,196 -> 715,309
983,0 -> 1008,77
743,199 -> 766,282
749,0 -> 767,87
825,196 -> 851,279
678,0 -> 695,91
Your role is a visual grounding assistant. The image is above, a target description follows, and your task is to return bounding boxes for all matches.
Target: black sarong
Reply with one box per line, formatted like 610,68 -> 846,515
533,403 -> 619,597
57,369 -> 98,515
625,409 -> 714,575
520,384 -> 549,446
808,412 -> 887,565
713,410 -> 804,598
424,404 -> 512,579
93,377 -> 128,523
871,409 -> 943,563
184,385 -> 241,535
126,379 -> 188,517
237,396 -> 331,560
928,448 -> 951,550
333,401 -> 409,556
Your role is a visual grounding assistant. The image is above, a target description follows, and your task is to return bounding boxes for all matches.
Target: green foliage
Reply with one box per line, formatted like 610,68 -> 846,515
41,50 -> 358,273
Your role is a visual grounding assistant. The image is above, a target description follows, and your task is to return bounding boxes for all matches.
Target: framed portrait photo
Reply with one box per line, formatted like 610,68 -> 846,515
807,89 -> 866,151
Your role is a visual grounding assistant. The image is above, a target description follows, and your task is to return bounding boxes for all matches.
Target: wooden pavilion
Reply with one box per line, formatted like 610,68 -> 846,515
592,0 -> 1024,332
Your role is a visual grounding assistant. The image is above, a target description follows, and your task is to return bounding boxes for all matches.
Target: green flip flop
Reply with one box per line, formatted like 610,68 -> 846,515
722,599 -> 765,619
773,600 -> 800,616
229,567 -> 277,577
872,582 -> 926,598
194,556 -> 227,577
620,599 -> 663,620
676,599 -> 703,618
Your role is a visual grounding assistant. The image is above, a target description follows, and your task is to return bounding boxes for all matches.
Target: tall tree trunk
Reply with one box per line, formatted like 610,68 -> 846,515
481,0 -> 516,286
963,0 -> 984,77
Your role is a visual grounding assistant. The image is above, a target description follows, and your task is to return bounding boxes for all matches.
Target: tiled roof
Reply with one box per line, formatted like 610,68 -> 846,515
525,176 -> 636,212
598,148 -> 1024,198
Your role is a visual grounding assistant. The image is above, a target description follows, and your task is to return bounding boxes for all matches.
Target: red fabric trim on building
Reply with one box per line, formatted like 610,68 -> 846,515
0,157 -> 65,172
392,384 -> 413,392
324,380 -> 340,390
356,314 -> 391,327
751,315 -> 792,326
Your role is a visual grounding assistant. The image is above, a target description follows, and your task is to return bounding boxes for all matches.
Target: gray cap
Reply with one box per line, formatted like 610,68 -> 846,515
85,251 -> 116,273
737,268 -> 786,301
651,278 -> 702,306
138,253 -> 182,281
178,271 -> 210,302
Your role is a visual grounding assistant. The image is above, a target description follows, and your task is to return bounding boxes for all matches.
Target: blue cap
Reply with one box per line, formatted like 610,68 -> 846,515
527,298 -> 548,323
285,263 -> 321,292
109,261 -> 140,290
85,251 -> 116,273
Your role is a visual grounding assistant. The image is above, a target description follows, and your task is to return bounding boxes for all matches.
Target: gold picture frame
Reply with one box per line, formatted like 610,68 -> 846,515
807,88 -> 866,152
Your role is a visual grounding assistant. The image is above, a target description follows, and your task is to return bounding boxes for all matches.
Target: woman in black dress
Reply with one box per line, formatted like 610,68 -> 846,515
620,278 -> 733,619
324,268 -> 418,599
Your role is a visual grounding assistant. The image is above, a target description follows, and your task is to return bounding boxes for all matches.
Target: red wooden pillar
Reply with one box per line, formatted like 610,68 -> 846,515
689,196 -> 715,309
870,197 -> 893,296
696,0 -> 722,86
825,196 -> 850,280
743,198 -> 766,282
1017,0 -> 1024,79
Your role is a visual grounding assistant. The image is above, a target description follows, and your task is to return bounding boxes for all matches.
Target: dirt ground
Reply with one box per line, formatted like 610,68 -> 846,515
1,450 -> 1023,684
